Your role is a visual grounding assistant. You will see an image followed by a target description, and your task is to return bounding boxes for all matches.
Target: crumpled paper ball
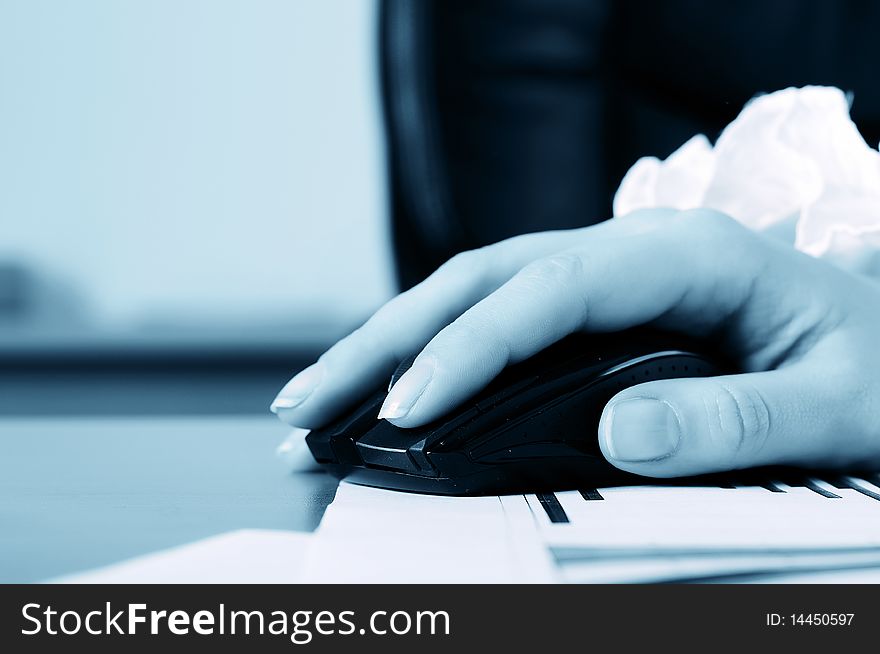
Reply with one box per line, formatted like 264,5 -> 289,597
613,86 -> 880,277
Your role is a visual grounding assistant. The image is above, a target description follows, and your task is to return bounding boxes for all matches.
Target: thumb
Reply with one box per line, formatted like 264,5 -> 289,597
597,366 -> 855,478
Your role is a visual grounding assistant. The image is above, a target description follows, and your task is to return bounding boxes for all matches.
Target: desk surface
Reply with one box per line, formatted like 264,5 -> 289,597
0,416 -> 338,582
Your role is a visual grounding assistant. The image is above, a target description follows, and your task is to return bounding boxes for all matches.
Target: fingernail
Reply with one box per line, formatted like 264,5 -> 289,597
602,398 -> 680,462
270,362 -> 324,413
377,359 -> 434,420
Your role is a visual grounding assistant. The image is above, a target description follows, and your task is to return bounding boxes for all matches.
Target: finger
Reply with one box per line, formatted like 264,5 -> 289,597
597,363 -> 866,477
271,229 -> 580,428
380,210 -> 763,427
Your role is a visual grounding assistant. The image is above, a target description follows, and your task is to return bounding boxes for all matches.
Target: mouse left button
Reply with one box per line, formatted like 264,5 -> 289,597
305,427 -> 364,466
305,429 -> 335,463
305,392 -> 383,464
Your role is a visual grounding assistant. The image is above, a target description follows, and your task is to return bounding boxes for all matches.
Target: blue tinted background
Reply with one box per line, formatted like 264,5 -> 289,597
0,0 -> 394,341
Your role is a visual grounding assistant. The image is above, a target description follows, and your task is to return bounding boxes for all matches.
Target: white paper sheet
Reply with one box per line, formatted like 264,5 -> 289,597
54,530 -> 312,584
301,483 -> 557,583
531,482 -> 880,550
55,475 -> 880,583
304,477 -> 880,583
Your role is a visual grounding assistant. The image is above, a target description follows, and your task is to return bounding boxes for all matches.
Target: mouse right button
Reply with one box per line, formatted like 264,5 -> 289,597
473,441 -> 590,463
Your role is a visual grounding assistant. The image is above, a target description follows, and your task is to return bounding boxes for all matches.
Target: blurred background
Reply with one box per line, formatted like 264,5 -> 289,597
5,0 -> 880,417
0,0 -> 394,414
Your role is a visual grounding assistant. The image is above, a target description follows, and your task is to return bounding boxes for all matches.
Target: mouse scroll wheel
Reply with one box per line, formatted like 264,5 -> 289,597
389,355 -> 418,392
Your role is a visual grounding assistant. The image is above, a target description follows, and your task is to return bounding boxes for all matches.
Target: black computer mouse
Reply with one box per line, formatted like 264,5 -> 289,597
305,328 -> 731,495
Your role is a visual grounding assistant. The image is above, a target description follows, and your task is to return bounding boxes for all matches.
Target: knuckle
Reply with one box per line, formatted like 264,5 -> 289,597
621,207 -> 680,227
316,331 -> 359,369
671,208 -> 742,242
519,252 -> 585,287
515,252 -> 591,327
369,294 -> 408,329
438,248 -> 488,278
626,207 -> 668,222
666,210 -> 759,276
321,320 -> 391,368
426,318 -> 508,367
708,382 -> 772,459
435,318 -> 488,350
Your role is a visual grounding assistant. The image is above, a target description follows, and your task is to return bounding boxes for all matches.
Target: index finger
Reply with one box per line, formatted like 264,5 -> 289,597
271,229 -> 583,428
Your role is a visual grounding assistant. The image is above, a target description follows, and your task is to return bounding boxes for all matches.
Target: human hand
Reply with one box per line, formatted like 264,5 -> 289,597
272,209 -> 880,478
